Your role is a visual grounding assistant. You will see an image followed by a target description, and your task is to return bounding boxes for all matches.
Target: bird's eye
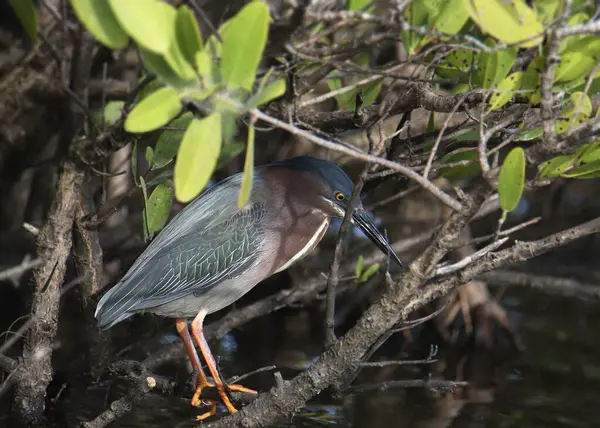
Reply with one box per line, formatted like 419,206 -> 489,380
335,192 -> 346,201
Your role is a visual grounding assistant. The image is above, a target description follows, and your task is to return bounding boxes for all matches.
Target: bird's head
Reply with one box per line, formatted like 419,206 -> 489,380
271,156 -> 403,268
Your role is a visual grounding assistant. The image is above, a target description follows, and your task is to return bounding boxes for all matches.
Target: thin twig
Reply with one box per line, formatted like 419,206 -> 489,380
432,238 -> 509,277
324,163 -> 370,346
251,108 -> 463,211
0,258 -> 42,282
423,94 -> 469,178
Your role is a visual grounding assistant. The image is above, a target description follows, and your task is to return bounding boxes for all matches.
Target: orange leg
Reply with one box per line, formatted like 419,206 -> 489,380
190,311 -> 257,418
175,318 -> 216,420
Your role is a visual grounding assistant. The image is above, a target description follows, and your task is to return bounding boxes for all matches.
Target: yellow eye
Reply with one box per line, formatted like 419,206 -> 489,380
335,192 -> 345,201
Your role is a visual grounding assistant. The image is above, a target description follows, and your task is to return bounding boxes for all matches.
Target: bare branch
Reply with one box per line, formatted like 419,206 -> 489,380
252,108 -> 464,211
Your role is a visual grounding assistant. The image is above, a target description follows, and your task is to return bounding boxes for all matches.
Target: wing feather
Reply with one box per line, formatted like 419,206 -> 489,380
95,174 -> 265,329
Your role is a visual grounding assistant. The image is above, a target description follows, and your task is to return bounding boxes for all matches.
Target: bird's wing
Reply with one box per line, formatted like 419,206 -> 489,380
95,174 -> 265,328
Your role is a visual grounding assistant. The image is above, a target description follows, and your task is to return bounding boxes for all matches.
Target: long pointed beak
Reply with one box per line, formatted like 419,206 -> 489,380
352,209 -> 403,268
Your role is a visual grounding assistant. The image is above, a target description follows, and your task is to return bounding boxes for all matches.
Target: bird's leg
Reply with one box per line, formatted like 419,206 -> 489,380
191,312 -> 257,418
175,318 -> 216,419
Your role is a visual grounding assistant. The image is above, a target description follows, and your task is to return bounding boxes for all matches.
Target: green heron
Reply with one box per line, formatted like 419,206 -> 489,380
95,155 -> 402,420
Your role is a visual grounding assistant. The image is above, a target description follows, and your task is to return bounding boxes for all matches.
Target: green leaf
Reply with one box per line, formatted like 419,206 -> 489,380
538,154 -> 577,178
153,113 -> 193,169
561,160 -> 600,178
70,0 -> 128,49
360,263 -> 380,283
139,175 -> 148,202
555,36 -> 600,83
556,91 -> 592,134
174,113 -> 222,203
516,126 -> 542,141
141,48 -> 192,89
145,146 -> 154,165
108,0 -> 175,54
360,79 -> 383,107
488,71 -> 524,111
427,0 -> 469,34
238,125 -> 255,208
125,86 -> 182,133
248,78 -> 286,107
401,2 -> 428,55
347,0 -> 374,12
221,1 -> 270,91
195,49 -> 219,87
534,0 -> 560,23
579,141 -> 600,164
498,147 -> 525,212
176,5 -> 203,65
464,0 -> 544,47
559,12 -> 590,53
142,181 -> 174,241
439,148 -> 482,179
475,42 -> 517,89
101,100 -> 124,127
11,0 -> 37,42
216,140 -> 246,169
355,255 -> 365,279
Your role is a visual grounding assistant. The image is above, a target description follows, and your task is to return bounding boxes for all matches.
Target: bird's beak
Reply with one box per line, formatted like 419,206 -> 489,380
352,209 -> 403,268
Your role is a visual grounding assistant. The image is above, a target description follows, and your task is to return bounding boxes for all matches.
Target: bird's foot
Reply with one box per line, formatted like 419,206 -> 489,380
194,400 -> 217,421
226,383 -> 258,395
190,380 -> 257,420
191,379 -> 215,407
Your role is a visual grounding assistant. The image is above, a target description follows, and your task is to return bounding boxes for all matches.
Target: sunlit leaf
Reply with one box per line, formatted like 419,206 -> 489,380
101,100 -> 124,127
238,125 -> 255,208
538,154 -> 577,178
498,147 -> 526,212
401,1 -> 428,55
534,0 -> 560,23
70,0 -> 128,49
464,0 -> 544,47
248,78 -> 286,108
220,1 -> 270,91
436,49 -> 475,78
475,42 -> 517,89
124,86 -> 182,133
559,12 -> 589,53
355,255 -> 365,279
360,263 -> 380,283
555,36 -> 600,82
195,50 -> 219,86
427,0 -> 469,34
176,5 -> 203,65
579,141 -> 600,164
347,0 -> 374,12
141,48 -> 192,89
516,126 -> 542,141
11,0 -> 37,42
174,114 -> 222,203
108,0 -> 175,54
142,181 -> 174,241
488,71 -> 524,111
561,160 -> 600,178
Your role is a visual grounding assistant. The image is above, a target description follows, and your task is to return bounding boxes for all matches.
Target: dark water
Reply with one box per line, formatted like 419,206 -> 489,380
43,282 -> 599,428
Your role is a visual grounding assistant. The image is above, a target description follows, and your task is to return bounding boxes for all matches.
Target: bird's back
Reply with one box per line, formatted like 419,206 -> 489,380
95,173 -> 265,329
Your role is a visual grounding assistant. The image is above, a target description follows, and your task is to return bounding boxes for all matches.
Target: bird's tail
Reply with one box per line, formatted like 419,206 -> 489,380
95,281 -> 136,330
